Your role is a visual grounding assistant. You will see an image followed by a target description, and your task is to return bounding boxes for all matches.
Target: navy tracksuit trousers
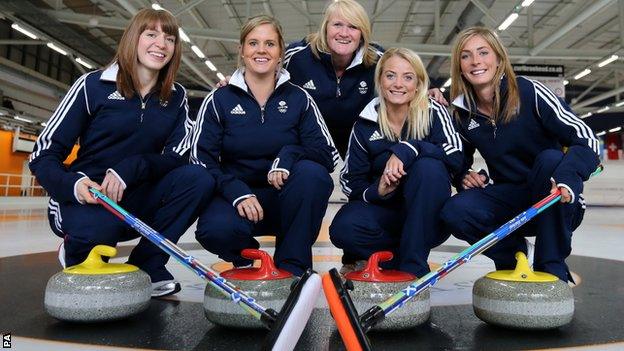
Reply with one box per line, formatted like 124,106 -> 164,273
195,160 -> 333,276
440,150 -> 585,282
330,157 -> 451,277
49,164 -> 215,282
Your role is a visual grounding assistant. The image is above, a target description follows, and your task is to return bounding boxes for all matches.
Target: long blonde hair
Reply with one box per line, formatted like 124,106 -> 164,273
306,0 -> 378,68
450,27 -> 519,124
375,48 -> 430,142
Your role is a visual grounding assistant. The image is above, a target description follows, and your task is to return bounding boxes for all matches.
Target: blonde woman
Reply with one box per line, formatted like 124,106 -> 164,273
440,27 -> 600,282
191,15 -> 337,276
330,48 -> 462,277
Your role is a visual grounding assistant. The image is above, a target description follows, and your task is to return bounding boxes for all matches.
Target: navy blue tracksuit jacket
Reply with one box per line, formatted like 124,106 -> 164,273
190,68 -> 338,206
340,97 -> 463,202
284,39 -> 383,155
452,76 -> 600,201
29,64 -> 194,204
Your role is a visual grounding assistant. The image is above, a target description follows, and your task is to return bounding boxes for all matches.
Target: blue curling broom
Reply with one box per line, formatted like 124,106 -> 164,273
90,188 -> 320,351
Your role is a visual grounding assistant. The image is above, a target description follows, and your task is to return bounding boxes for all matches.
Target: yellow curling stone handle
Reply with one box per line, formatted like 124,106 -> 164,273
63,245 -> 140,275
485,252 -> 558,282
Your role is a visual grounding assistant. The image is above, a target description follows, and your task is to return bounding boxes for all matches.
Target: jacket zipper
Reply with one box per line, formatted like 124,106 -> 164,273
491,119 -> 497,139
260,105 -> 265,123
139,94 -> 149,123
336,77 -> 341,97
242,89 -> 276,125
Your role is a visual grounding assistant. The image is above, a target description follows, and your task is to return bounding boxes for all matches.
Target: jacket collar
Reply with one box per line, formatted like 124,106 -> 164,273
229,67 -> 290,93
451,94 -> 469,112
359,97 -> 380,123
100,63 -> 118,82
99,63 -> 176,91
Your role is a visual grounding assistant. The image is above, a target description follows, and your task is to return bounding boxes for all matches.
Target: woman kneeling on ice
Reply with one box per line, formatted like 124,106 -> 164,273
190,15 -> 338,276
440,27 -> 600,282
30,8 -> 214,298
330,47 -> 463,278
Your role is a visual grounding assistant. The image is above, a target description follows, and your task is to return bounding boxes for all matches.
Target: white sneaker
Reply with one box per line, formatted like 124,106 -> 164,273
525,238 -> 535,268
151,280 -> 181,298
57,242 -> 66,268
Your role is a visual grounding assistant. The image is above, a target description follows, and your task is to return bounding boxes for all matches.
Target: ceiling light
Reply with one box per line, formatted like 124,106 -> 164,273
191,45 -> 205,59
574,69 -> 591,80
217,72 -> 225,81
563,80 -> 569,86
609,127 -> 621,133
521,0 -> 535,6
205,60 -> 217,72
597,54 -> 619,68
75,57 -> 93,69
498,13 -> 519,31
615,101 -> 624,107
47,42 -> 67,56
580,112 -> 592,118
443,78 -> 452,87
151,4 -> 164,10
596,106 -> 610,113
14,116 -> 33,123
179,28 -> 190,43
41,122 -> 47,127
595,131 -> 606,136
11,23 -> 38,39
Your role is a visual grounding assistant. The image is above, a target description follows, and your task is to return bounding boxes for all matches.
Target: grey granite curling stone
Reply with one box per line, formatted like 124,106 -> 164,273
204,249 -> 295,329
345,251 -> 430,330
45,245 -> 151,322
472,252 -> 574,329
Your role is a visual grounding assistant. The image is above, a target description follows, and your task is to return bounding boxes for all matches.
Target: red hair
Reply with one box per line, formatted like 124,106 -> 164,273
109,8 -> 181,102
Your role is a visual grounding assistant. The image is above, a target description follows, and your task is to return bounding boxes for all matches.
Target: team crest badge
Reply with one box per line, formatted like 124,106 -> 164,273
358,81 -> 368,94
278,100 -> 288,113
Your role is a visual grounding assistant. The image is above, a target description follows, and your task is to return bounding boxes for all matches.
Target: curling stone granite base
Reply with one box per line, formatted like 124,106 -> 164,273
472,277 -> 574,329
350,280 -> 430,330
204,278 -> 295,329
45,270 -> 151,322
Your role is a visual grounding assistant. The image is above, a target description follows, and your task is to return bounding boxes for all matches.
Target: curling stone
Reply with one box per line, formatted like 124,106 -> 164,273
472,252 -> 574,329
345,251 -> 430,330
204,249 -> 295,329
44,245 -> 151,322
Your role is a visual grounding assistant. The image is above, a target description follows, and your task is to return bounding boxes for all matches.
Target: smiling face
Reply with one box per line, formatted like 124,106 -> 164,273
380,55 -> 418,108
136,22 -> 176,74
326,13 -> 361,60
459,35 -> 499,90
241,23 -> 281,77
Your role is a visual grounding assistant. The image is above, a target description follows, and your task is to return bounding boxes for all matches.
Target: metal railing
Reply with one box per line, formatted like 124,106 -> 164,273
0,173 -> 47,197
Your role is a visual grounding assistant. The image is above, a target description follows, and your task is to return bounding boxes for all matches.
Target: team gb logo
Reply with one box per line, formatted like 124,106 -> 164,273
278,100 -> 288,113
358,81 -> 368,94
